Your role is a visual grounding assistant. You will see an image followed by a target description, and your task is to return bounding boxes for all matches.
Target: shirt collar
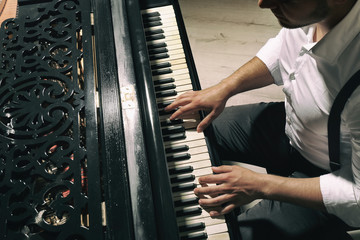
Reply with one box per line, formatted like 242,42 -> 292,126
310,0 -> 360,64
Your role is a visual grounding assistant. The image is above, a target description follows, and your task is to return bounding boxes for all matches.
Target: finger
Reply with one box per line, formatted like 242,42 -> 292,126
211,165 -> 234,174
198,193 -> 235,207
164,91 -> 194,111
209,203 -> 237,217
164,98 -> 191,113
194,184 -> 223,196
198,171 -> 229,185
169,104 -> 201,120
196,111 -> 218,132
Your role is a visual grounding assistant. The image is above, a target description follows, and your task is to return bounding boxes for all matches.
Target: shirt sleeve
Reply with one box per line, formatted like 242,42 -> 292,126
320,88 -> 360,227
256,28 -> 285,86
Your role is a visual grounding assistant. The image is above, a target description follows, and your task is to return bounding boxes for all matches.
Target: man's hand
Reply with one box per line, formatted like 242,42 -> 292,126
194,165 -> 265,217
194,165 -> 326,217
164,83 -> 230,132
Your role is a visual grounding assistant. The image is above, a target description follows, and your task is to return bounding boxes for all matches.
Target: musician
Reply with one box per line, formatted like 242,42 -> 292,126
166,0 -> 360,239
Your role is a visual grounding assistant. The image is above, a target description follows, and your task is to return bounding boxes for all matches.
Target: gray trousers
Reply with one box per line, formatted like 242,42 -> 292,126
212,102 -> 352,240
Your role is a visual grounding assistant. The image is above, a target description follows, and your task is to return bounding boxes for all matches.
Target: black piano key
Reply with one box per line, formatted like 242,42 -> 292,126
166,145 -> 189,154
150,53 -> 169,61
155,83 -> 176,92
159,109 -> 176,116
160,119 -> 183,127
157,100 -> 174,108
162,125 -> 185,135
179,222 -> 205,233
151,61 -> 171,70
167,153 -> 191,162
171,174 -> 195,184
149,47 -> 168,56
147,42 -> 167,50
143,21 -> 162,28
154,77 -> 174,86
174,196 -> 198,207
145,28 -> 164,36
143,16 -> 162,23
156,89 -> 177,98
163,132 -> 186,142
146,33 -> 165,42
172,182 -> 196,193
176,206 -> 202,217
181,232 -> 208,240
169,165 -> 193,175
142,11 -> 160,18
152,68 -> 173,76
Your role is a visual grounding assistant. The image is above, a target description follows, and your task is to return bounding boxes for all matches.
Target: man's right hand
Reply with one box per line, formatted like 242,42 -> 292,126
164,82 -> 230,132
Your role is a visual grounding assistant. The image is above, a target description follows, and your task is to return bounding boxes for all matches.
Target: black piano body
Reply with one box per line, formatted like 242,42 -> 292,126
0,0 -> 241,239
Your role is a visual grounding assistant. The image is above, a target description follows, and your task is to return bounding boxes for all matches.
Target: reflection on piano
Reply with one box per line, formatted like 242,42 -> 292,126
0,0 -> 241,239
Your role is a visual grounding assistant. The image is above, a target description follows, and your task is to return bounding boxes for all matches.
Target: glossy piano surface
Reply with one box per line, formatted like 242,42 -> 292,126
0,0 -> 240,239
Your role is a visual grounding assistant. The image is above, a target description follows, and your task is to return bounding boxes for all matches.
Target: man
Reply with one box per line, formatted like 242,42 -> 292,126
165,0 -> 360,239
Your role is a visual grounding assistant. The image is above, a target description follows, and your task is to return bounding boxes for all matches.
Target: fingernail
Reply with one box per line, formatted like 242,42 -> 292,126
210,211 -> 219,217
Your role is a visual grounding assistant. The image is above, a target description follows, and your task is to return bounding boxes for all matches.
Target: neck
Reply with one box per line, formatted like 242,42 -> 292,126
313,0 -> 356,42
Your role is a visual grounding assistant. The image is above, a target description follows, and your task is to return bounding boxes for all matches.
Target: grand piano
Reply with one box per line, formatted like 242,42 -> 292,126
0,0 -> 241,239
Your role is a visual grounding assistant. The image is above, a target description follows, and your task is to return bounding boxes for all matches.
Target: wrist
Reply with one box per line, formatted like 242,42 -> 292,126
257,173 -> 285,200
218,76 -> 239,100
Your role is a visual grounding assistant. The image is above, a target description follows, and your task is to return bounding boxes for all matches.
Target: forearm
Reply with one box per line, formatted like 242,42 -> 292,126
260,173 -> 326,211
219,56 -> 275,99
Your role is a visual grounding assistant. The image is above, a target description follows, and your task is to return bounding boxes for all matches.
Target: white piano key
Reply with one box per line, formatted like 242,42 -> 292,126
145,25 -> 179,34
164,130 -> 205,145
208,232 -> 230,240
170,159 -> 215,172
152,57 -> 185,67
150,52 -> 186,66
206,223 -> 229,236
154,74 -> 191,85
178,216 -> 226,229
148,38 -> 182,49
160,118 -> 198,129
156,87 -> 193,102
147,34 -> 181,45
180,224 -> 229,240
176,202 -> 225,222
167,139 -> 208,150
141,5 -> 174,15
167,145 -> 209,159
153,66 -> 189,79
167,152 -> 210,168
149,47 -> 184,58
172,182 -> 218,198
170,167 -> 213,186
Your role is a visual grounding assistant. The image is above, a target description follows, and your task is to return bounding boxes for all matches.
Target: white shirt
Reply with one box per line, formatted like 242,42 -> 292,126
256,1 -> 360,227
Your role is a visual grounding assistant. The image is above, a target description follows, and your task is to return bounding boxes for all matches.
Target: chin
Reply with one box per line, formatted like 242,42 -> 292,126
278,19 -> 310,29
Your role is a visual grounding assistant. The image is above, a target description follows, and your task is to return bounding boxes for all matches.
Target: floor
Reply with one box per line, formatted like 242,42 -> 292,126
178,0 -> 284,106
177,1 -> 360,238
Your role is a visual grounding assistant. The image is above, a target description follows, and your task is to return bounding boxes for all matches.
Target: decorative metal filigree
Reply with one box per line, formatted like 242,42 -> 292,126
0,0 -> 99,239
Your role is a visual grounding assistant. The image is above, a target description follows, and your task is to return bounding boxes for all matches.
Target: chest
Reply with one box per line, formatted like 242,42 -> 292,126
279,48 -> 334,135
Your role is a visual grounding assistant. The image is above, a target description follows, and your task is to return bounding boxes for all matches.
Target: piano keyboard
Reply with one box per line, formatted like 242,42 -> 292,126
142,5 -> 230,240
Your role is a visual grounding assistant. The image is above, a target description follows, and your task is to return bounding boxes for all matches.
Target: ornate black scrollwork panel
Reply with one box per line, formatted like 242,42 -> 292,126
0,0 -> 102,239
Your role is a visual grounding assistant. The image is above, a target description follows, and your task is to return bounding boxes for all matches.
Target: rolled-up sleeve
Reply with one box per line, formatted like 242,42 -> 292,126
320,168 -> 360,227
256,29 -> 285,86
320,90 -> 360,227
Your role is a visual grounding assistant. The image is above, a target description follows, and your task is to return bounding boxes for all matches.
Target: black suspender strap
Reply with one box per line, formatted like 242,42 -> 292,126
328,70 -> 360,171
